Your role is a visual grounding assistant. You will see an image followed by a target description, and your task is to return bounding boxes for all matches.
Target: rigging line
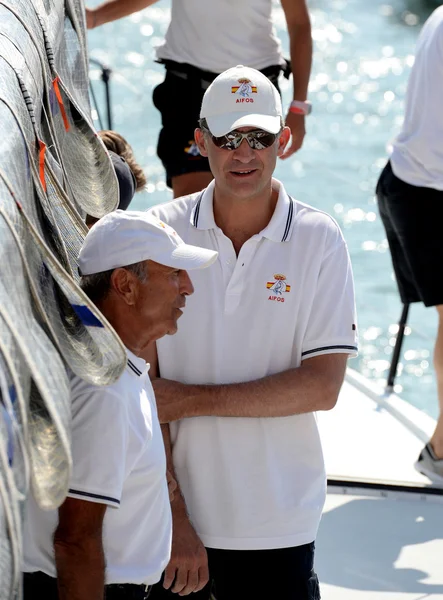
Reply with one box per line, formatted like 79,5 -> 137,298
88,80 -> 104,130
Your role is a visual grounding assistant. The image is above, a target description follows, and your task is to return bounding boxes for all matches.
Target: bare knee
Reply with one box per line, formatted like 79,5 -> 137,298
172,172 -> 213,198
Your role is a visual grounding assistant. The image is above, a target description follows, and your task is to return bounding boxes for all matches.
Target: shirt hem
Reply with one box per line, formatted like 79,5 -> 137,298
197,530 -> 318,551
156,49 -> 285,75
23,566 -> 166,586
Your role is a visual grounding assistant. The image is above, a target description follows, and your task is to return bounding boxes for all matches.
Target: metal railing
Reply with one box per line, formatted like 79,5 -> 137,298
89,57 -> 113,130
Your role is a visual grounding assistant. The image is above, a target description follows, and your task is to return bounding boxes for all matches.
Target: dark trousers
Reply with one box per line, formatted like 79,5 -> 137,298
23,571 -> 151,599
149,543 -> 320,600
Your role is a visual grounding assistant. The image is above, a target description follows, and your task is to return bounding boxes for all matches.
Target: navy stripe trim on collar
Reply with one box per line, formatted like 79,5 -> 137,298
192,192 -> 204,227
302,345 -> 358,357
68,489 -> 120,505
281,196 -> 294,242
127,360 -> 142,376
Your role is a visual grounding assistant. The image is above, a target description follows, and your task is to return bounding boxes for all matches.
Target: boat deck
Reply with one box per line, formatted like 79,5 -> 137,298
316,371 -> 443,599
318,371 -> 434,486
317,493 -> 443,599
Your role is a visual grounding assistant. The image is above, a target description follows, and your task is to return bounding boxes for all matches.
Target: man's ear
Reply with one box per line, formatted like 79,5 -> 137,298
110,268 -> 138,306
195,128 -> 209,157
277,127 -> 291,157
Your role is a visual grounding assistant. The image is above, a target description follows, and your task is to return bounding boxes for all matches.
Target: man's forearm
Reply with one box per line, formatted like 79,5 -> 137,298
289,25 -> 312,100
161,424 -> 189,521
89,0 -> 158,28
155,354 -> 347,422
54,536 -> 105,600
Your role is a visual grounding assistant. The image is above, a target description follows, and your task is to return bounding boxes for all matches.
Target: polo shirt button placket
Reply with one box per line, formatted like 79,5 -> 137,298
224,240 -> 256,313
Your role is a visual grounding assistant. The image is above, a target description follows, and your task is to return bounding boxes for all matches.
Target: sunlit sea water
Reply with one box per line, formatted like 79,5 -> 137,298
88,0 -> 440,419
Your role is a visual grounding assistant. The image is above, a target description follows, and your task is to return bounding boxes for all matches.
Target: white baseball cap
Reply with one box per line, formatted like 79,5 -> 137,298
78,210 -> 218,275
200,65 -> 283,137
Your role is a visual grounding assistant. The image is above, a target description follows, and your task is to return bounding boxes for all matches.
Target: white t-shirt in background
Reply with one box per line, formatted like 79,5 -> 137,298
391,6 -> 443,190
156,0 -> 284,73
23,350 -> 171,586
149,180 -> 358,551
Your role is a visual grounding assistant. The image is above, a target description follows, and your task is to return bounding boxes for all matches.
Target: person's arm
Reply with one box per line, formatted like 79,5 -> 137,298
154,353 -> 348,423
144,342 -> 209,596
160,424 -> 209,595
280,0 -> 313,158
86,0 -> 159,29
155,227 -> 357,424
54,498 -> 107,600
54,384 -> 129,598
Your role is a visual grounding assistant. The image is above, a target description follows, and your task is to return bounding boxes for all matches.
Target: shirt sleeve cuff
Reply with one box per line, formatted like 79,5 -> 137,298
67,488 -> 121,508
301,342 -> 358,359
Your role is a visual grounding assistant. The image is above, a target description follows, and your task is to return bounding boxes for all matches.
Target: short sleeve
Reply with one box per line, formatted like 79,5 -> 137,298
301,233 -> 358,360
67,388 -> 128,508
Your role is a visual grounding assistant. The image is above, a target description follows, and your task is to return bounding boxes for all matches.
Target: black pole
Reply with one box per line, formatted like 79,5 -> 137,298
386,303 -> 410,393
88,58 -> 113,130
102,66 -> 113,130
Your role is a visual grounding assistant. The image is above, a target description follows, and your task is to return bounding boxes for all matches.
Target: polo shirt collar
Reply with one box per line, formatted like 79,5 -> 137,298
190,180 -> 217,230
126,348 -> 149,378
190,178 -> 295,242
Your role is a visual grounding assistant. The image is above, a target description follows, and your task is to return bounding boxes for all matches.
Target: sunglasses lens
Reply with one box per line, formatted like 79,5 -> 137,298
249,131 -> 277,149
212,133 -> 242,150
208,129 -> 279,150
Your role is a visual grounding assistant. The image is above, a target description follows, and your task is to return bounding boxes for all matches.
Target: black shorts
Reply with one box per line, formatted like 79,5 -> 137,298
149,542 -> 320,600
152,61 -> 283,188
376,160 -> 443,307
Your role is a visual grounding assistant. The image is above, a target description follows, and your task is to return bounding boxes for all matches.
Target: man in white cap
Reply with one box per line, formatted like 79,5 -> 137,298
22,211 -> 218,600
147,66 -> 358,599
86,0 -> 312,198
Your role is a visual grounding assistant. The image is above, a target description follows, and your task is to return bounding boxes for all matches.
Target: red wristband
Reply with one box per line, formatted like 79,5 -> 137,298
289,100 -> 312,116
289,105 -> 306,115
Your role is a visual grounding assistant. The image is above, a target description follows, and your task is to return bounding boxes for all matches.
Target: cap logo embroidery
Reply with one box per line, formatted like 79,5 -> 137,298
267,274 -> 291,302
231,78 -> 257,103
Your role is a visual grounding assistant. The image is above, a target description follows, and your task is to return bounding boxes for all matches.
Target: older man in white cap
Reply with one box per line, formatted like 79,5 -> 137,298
22,211 -> 218,600
147,65 -> 358,599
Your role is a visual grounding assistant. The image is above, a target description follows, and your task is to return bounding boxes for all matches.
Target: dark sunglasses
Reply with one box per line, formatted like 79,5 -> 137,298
199,118 -> 281,151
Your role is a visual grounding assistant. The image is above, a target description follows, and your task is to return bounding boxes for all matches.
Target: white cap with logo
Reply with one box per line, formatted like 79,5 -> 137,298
200,65 -> 283,137
78,210 -> 218,275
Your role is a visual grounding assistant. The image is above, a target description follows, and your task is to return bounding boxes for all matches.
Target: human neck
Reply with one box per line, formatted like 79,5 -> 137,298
212,179 -> 279,254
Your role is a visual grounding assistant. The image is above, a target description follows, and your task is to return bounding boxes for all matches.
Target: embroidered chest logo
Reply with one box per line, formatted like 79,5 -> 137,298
267,274 -> 291,302
231,78 -> 257,103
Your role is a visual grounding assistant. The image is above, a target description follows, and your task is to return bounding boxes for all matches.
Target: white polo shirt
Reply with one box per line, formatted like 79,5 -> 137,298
156,0 -> 284,73
391,6 -> 443,190
23,350 -> 172,585
149,180 -> 357,551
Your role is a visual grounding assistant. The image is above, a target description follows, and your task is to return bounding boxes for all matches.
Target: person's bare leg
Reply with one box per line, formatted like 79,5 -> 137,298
172,172 -> 213,199
429,304 -> 443,458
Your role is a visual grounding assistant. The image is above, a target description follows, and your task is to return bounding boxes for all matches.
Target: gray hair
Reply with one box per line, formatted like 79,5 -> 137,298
80,261 -> 148,304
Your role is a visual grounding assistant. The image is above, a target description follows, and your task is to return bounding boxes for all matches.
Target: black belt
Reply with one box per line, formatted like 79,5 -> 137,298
23,571 -> 151,599
157,58 -> 291,89
106,582 -> 152,599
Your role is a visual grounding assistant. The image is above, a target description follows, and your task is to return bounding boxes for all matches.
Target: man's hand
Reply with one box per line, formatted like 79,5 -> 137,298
166,470 -> 177,502
163,515 -> 209,596
280,111 -> 306,159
